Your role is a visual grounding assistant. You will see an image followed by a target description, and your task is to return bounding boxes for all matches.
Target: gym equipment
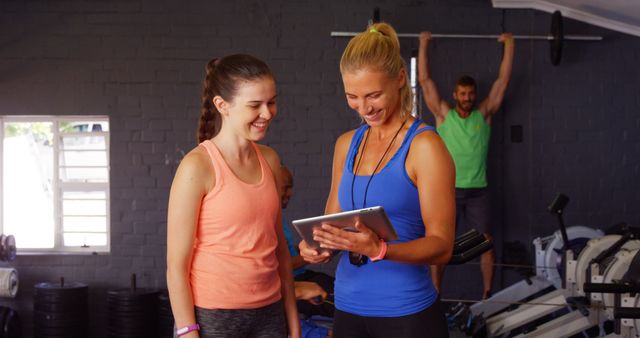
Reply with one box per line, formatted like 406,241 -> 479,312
504,238 -> 640,338
591,248 -> 640,321
572,227 -> 639,296
449,193 -> 620,337
584,250 -> 640,338
473,226 -> 604,337
585,282 -> 640,338
504,226 -> 640,337
107,274 -> 159,338
467,194 -> 602,317
0,268 -> 18,298
331,8 -> 603,65
450,229 -> 494,265
447,224 -> 604,337
34,278 -> 88,338
0,235 -> 18,299
478,193 -> 635,337
0,235 -> 16,262
458,210 -> 640,337
419,190 -> 638,337
536,225 -> 603,290
0,234 -> 20,337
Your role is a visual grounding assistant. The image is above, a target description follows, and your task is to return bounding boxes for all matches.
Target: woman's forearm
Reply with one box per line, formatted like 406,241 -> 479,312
277,249 -> 301,338
384,235 -> 453,265
167,268 -> 198,332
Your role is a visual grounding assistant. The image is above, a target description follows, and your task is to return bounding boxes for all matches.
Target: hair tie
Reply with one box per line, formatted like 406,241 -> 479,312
369,28 -> 379,33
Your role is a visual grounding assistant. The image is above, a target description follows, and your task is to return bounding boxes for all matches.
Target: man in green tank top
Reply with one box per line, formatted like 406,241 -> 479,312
418,31 -> 514,299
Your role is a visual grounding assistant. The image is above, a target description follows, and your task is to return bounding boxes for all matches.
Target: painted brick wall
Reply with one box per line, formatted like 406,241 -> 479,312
0,0 -> 638,336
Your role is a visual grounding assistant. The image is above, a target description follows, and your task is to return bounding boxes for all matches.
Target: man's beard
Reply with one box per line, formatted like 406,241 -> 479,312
458,101 -> 474,111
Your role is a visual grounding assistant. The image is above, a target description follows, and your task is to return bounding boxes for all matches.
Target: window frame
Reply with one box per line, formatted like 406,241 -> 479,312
0,115 -> 111,255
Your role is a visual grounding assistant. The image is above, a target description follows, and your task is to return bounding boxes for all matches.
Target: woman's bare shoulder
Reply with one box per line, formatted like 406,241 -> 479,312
174,145 -> 214,187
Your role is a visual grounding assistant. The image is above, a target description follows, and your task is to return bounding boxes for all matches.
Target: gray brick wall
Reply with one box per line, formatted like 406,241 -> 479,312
0,0 -> 639,336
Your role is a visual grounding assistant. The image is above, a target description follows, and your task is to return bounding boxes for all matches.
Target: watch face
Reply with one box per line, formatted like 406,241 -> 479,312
349,251 -> 368,267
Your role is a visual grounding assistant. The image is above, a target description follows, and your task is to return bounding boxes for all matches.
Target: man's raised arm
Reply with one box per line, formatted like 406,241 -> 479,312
479,33 -> 515,118
418,32 -> 450,125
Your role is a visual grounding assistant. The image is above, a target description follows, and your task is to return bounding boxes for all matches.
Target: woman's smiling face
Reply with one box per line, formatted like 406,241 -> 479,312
218,76 -> 277,141
342,68 -> 405,126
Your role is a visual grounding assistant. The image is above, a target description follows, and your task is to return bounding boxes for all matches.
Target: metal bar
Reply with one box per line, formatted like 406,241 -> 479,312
446,296 -> 629,310
513,310 -> 597,338
330,31 -> 603,41
486,289 -> 571,336
469,276 -> 553,318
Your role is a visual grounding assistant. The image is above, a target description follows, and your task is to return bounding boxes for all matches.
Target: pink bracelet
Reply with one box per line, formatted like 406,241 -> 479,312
176,323 -> 200,336
370,239 -> 387,262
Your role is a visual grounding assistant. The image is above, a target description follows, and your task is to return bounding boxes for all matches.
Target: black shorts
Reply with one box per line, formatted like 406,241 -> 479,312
455,187 -> 490,235
192,300 -> 286,338
333,300 -> 449,338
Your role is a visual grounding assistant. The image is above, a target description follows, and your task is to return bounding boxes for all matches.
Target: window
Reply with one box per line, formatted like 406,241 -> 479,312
410,51 -> 420,118
0,116 -> 110,253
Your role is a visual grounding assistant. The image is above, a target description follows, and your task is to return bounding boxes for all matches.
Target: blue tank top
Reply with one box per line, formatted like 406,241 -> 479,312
335,119 -> 438,317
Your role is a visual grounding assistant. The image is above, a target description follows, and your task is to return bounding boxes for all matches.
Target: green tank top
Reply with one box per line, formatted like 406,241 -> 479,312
437,109 -> 490,188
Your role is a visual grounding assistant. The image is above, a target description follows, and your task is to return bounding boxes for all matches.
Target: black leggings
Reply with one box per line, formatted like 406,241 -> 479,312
193,300 -> 286,338
333,300 -> 449,338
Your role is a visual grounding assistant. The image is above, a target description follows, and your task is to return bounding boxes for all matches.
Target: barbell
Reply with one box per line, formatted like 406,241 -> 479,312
331,10 -> 603,65
330,32 -> 600,40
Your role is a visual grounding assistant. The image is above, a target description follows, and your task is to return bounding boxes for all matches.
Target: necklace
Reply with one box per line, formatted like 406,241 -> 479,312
351,119 -> 407,210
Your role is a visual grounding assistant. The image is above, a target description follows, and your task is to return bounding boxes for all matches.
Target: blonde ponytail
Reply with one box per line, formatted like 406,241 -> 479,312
340,22 -> 412,118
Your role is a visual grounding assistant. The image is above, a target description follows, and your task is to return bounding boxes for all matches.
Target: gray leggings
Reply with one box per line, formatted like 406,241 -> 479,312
190,300 -> 287,338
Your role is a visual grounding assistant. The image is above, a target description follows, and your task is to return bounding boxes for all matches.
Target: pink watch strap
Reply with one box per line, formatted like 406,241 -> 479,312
370,239 -> 387,262
176,323 -> 200,336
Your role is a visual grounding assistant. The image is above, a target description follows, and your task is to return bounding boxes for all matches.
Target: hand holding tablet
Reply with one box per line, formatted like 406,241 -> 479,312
292,206 -> 397,250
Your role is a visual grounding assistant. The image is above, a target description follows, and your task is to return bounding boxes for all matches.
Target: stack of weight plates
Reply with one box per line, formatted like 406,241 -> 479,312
107,287 -> 159,337
34,281 -> 88,338
157,290 -> 174,338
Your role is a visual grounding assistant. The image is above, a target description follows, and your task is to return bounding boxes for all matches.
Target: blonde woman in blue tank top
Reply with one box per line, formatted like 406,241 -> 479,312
299,23 -> 455,338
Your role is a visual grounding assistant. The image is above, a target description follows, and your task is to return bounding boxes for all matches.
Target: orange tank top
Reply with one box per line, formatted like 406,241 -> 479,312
190,140 -> 281,309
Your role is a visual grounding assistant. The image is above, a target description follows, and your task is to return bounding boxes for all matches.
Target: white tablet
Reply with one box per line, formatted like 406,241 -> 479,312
292,206 -> 398,249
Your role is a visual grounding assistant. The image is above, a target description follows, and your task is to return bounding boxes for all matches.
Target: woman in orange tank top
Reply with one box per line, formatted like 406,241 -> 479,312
166,54 -> 300,338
